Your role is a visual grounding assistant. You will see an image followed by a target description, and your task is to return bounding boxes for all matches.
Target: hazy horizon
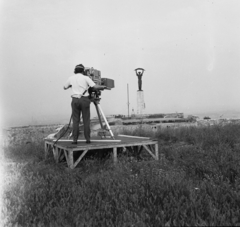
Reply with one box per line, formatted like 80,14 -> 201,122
4,109 -> 240,128
1,0 -> 240,129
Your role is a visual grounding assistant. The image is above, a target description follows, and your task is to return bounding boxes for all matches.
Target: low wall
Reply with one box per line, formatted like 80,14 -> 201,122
110,125 -> 153,135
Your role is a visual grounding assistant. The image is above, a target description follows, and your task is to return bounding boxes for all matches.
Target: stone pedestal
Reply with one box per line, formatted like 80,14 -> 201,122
137,90 -> 145,115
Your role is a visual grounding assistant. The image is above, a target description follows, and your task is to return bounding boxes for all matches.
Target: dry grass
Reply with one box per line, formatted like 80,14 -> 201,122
1,123 -> 240,226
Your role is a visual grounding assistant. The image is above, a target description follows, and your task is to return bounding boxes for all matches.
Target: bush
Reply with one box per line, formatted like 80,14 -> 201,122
4,141 -> 45,163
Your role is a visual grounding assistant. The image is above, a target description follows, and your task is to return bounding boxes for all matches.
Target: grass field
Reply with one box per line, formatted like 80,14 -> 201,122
2,123 -> 240,226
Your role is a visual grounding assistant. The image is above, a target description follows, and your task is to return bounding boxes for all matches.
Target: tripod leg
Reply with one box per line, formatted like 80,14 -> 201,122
94,102 -> 104,129
97,104 -> 115,140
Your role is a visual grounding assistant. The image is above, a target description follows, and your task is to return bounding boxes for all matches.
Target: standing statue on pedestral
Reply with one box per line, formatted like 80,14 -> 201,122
134,68 -> 145,91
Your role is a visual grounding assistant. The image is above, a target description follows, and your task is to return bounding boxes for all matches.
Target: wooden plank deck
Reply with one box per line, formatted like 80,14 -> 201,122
44,135 -> 159,169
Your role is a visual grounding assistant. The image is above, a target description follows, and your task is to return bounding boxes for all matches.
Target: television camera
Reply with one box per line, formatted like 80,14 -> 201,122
83,67 -> 115,101
83,67 -> 115,139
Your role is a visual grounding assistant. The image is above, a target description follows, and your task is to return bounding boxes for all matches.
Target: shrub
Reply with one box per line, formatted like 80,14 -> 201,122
4,141 -> 45,163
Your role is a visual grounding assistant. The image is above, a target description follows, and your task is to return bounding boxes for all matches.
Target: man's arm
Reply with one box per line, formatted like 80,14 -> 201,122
92,85 -> 107,90
63,85 -> 72,90
63,79 -> 71,90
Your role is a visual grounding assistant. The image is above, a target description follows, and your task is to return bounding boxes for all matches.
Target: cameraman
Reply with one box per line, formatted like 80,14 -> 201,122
63,64 -> 105,144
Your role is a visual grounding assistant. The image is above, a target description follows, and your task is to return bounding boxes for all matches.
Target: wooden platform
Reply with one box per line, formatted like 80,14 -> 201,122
44,135 -> 159,169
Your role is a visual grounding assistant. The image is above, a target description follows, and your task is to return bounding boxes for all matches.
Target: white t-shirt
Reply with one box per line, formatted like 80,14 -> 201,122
64,73 -> 95,97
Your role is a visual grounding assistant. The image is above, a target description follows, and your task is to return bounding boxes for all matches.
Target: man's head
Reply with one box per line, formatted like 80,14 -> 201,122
74,64 -> 85,74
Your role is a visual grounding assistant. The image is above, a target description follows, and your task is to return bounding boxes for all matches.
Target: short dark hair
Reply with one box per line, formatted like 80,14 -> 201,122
74,64 -> 84,74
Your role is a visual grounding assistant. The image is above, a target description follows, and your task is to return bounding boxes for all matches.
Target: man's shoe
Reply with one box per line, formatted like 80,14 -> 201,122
72,141 -> 77,145
86,140 -> 91,144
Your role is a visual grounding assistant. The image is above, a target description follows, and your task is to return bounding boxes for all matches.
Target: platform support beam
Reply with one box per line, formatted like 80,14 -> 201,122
44,143 -> 47,158
113,147 -> 117,163
64,150 -> 70,166
143,144 -> 157,160
58,149 -> 65,162
44,143 -> 49,159
155,143 -> 159,160
73,149 -> 89,169
52,146 -> 58,162
69,150 -> 74,169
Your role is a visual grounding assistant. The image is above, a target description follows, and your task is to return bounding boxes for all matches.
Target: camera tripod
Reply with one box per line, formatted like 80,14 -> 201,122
91,96 -> 115,140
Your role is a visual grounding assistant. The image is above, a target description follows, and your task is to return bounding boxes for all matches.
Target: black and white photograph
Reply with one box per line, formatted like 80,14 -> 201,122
1,0 -> 240,226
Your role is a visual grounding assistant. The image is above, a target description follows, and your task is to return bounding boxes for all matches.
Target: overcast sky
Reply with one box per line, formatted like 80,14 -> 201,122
0,0 -> 240,127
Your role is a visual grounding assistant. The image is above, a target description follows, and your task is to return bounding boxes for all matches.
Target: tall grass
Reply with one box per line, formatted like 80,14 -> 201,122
2,123 -> 240,226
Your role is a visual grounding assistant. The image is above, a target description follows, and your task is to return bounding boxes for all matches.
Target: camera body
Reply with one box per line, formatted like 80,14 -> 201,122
84,68 -> 114,90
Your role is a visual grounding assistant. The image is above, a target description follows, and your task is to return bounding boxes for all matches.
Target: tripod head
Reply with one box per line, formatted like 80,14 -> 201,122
83,67 -> 115,103
88,85 -> 109,104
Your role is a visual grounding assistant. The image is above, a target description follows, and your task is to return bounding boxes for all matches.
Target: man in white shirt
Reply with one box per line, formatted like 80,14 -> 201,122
64,64 -> 105,144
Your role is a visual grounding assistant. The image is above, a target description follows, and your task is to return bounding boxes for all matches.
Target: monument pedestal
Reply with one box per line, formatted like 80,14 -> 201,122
137,90 -> 145,115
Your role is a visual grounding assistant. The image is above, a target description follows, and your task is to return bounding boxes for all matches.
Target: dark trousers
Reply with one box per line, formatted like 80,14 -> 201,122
71,97 -> 91,141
